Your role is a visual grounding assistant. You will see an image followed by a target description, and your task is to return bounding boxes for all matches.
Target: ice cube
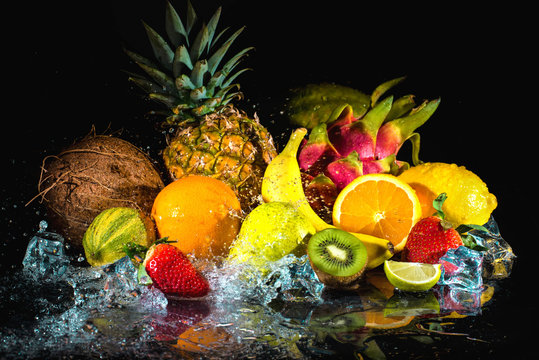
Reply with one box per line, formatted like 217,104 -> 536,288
213,254 -> 324,306
101,256 -> 141,305
258,254 -> 324,304
22,223 -> 69,282
469,216 -> 516,279
438,246 -> 483,290
434,285 -> 482,315
139,286 -> 168,311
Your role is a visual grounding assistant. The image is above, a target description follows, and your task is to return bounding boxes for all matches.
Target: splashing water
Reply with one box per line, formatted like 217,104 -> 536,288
1,224 -> 327,359
0,217 -> 512,359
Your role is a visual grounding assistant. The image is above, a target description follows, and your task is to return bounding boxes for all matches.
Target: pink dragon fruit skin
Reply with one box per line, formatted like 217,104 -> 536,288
362,155 -> 396,175
375,98 -> 441,160
296,77 -> 440,192
298,123 -> 340,174
328,97 -> 393,160
326,151 -> 363,190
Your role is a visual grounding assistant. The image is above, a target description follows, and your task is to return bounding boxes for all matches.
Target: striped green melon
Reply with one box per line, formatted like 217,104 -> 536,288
83,207 -> 156,266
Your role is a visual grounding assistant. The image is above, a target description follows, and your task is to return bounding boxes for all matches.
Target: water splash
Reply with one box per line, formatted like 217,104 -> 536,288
1,218 -> 508,358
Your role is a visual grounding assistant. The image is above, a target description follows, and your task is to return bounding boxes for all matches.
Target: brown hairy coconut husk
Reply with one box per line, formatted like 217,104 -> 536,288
34,134 -> 164,248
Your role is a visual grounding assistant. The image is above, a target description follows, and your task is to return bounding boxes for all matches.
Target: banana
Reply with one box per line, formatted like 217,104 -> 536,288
261,128 -> 394,269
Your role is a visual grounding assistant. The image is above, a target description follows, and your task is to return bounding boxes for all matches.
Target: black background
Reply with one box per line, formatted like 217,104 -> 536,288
1,0 -> 535,356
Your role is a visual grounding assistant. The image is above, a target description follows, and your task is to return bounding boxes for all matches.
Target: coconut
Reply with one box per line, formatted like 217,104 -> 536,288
35,134 -> 164,248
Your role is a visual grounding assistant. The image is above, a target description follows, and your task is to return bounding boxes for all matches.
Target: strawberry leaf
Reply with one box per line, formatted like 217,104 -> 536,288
457,223 -> 489,252
155,237 -> 177,245
455,224 -> 489,234
461,234 -> 488,252
432,192 -> 447,219
124,242 -> 149,262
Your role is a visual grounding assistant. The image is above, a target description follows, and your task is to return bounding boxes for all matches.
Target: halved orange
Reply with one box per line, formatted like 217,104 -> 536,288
332,174 -> 421,252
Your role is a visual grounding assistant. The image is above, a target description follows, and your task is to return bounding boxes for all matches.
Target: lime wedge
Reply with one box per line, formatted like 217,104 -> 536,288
383,260 -> 441,292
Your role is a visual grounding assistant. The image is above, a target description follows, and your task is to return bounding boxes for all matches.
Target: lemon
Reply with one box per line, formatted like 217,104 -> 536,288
398,162 -> 497,226
383,260 -> 441,292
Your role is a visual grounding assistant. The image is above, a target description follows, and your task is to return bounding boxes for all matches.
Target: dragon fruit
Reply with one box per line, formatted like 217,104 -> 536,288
298,77 -> 440,190
302,173 -> 338,223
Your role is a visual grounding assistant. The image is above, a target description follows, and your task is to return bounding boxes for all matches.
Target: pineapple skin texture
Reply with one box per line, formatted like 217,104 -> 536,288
163,106 -> 277,212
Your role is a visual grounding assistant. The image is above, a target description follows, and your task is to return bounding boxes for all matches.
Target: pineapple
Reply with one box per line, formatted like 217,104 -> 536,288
125,1 -> 277,211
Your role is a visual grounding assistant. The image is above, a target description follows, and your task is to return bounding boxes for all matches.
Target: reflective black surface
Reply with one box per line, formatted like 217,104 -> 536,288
2,1 -> 533,358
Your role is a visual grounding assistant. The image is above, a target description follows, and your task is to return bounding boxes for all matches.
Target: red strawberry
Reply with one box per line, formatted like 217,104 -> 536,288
403,193 -> 466,264
142,243 -> 210,298
402,216 -> 463,264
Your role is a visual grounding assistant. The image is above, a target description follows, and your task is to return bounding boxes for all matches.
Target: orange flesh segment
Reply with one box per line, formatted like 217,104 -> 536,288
336,179 -> 416,247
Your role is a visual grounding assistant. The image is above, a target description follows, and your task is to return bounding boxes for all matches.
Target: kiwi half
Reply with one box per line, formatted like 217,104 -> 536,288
307,228 -> 368,290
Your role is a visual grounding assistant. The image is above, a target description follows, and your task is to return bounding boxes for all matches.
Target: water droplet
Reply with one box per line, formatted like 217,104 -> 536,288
38,220 -> 48,232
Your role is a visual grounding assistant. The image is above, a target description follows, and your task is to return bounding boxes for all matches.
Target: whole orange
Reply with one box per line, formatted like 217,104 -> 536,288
151,175 -> 242,260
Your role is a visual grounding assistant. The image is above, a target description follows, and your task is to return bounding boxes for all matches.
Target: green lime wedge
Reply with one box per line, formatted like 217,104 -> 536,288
383,260 -> 441,292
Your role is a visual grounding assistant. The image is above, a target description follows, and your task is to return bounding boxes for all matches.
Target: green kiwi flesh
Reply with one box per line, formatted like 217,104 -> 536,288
307,228 -> 368,289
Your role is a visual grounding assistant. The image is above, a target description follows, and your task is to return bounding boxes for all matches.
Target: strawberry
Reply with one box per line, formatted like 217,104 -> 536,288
125,240 -> 210,298
403,193 -> 468,264
402,216 -> 463,264
143,243 -> 210,298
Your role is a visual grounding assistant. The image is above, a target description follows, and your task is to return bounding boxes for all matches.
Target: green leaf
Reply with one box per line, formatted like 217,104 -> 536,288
128,76 -> 168,95
222,68 -> 251,88
189,23 -> 209,63
204,97 -> 222,108
215,84 -> 240,100
190,60 -> 208,88
432,193 -> 448,219
176,74 -> 196,90
186,0 -> 197,35
207,27 -> 247,75
206,7 -> 222,50
172,45 -> 193,78
190,86 -> 208,102
455,224 -> 489,234
135,62 -> 175,92
142,21 -> 174,71
211,27 -> 230,50
371,76 -> 406,107
461,235 -> 488,252
206,71 -> 226,95
386,95 -> 416,122
165,0 -> 188,46
220,45 -> 253,74
149,93 -> 181,108
123,242 -> 148,262
124,48 -> 158,69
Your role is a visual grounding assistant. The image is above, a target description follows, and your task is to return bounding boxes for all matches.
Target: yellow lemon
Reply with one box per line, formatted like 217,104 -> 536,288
398,162 -> 497,226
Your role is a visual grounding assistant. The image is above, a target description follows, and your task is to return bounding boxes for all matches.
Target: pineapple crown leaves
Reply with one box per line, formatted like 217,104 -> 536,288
431,193 -> 488,251
125,0 -> 253,125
